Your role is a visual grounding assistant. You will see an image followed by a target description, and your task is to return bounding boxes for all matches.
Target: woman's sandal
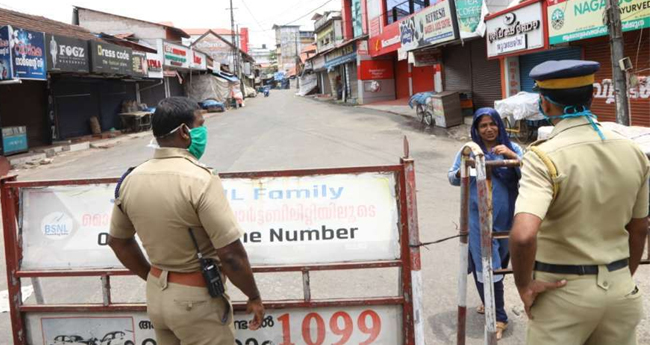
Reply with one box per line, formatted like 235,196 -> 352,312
496,321 -> 508,340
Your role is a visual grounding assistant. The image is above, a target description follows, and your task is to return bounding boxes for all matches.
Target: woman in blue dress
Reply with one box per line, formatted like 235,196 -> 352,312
448,107 -> 523,340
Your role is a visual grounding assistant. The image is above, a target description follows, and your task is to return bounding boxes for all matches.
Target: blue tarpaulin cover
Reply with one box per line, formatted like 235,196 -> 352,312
409,92 -> 436,109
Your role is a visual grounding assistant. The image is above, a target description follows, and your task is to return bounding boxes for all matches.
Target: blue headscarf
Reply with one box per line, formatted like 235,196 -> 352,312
470,108 -> 520,213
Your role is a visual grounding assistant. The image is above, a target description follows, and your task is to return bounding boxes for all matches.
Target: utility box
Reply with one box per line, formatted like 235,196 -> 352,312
2,126 -> 28,155
431,91 -> 462,128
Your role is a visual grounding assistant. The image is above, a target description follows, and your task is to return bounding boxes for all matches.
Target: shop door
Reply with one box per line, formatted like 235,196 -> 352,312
0,81 -> 49,147
520,48 -> 582,92
98,81 -> 136,131
443,43 -> 471,92
349,63 -> 359,100
395,58 -> 410,99
470,39 -> 502,109
412,65 -> 434,94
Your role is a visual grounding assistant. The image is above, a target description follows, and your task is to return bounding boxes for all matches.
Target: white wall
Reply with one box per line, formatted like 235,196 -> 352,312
77,10 -> 167,47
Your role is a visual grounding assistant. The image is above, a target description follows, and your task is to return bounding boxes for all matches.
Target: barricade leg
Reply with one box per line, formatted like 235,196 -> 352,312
457,148 -> 471,345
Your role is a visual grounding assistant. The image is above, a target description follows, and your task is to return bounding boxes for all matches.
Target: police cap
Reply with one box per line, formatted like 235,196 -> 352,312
530,60 -> 600,90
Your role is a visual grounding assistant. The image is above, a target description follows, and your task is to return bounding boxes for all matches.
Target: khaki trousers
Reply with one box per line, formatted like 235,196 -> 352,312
527,266 -> 643,345
146,272 -> 235,345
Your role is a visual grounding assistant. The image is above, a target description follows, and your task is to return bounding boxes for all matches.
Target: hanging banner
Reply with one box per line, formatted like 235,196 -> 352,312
45,34 -> 89,73
130,50 -> 148,77
90,41 -> 132,75
160,40 -> 190,69
146,52 -> 163,79
26,305 -> 402,345
548,0 -> 650,44
359,59 -> 394,80
0,26 -> 13,80
486,1 -> 546,58
399,0 -> 458,52
20,172 -> 400,270
10,27 -> 47,80
455,0 -> 489,38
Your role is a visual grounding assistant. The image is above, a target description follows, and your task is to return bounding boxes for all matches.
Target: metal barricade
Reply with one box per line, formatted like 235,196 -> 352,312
2,143 -> 424,345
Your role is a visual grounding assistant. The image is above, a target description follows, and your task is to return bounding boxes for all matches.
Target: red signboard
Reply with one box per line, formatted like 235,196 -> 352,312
359,59 -> 394,80
369,22 -> 401,57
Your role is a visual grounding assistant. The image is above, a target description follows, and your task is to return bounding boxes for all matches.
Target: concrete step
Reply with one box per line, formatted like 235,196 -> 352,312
8,152 -> 47,167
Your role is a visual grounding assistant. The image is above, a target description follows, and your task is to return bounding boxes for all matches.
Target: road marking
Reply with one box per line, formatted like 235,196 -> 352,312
0,285 -> 33,313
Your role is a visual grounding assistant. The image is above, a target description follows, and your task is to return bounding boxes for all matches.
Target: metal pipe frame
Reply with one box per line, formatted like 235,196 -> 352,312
2,162 -> 420,345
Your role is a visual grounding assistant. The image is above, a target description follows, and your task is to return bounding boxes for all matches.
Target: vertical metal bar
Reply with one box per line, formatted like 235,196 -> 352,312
401,153 -> 424,345
457,147 -> 471,345
302,270 -> 311,302
399,138 -> 415,345
101,275 -> 111,306
31,277 -> 45,304
476,151 -> 497,345
1,177 -> 27,345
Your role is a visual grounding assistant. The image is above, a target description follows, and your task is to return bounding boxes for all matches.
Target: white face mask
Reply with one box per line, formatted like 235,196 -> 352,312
147,137 -> 160,149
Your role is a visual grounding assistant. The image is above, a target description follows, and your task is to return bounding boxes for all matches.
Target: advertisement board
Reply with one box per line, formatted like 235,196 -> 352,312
10,27 -> 47,80
359,59 -> 395,80
160,40 -> 190,69
0,26 -> 13,80
399,0 -> 458,52
146,52 -> 163,79
90,41 -> 132,75
486,1 -> 546,58
190,50 -> 207,70
130,50 -> 148,77
20,173 -> 400,270
455,0 -> 489,38
45,34 -> 89,73
193,34 -> 233,66
547,0 -> 650,44
369,22 -> 400,57
26,305 -> 402,345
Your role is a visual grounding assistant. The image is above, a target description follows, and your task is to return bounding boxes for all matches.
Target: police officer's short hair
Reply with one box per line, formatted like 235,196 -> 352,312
540,85 -> 594,108
152,97 -> 200,137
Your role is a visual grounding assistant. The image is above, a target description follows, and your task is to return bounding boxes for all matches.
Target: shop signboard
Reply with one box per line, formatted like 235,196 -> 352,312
10,27 -> 47,80
0,26 -> 13,80
455,0 -> 489,38
190,50 -> 207,70
548,0 -> 650,44
160,40 -> 190,69
130,50 -> 148,77
45,34 -> 89,73
359,59 -> 394,80
145,52 -> 163,78
486,1 -> 546,58
399,0 -> 458,52
368,0 -> 383,37
324,43 -> 357,69
90,41 -> 132,75
312,55 -> 326,70
193,33 -> 232,65
369,22 -> 401,57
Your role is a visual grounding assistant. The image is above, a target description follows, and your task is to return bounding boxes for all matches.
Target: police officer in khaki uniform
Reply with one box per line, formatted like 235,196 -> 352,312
109,97 -> 264,345
509,60 -> 649,345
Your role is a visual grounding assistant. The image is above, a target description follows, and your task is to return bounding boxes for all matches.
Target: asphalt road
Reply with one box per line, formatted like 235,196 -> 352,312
1,89 -> 648,344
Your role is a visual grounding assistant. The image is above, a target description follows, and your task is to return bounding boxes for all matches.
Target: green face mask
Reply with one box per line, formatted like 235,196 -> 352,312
188,126 -> 208,159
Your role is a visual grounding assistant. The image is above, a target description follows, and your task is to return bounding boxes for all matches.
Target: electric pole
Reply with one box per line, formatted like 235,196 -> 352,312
228,0 -> 238,77
606,0 -> 630,125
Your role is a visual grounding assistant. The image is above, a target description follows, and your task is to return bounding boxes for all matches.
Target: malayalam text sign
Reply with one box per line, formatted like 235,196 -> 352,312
548,0 -> 650,44
486,1 -> 545,58
10,27 -> 47,80
0,26 -> 12,80
359,60 -> 395,80
26,305 -> 403,345
20,173 -> 401,270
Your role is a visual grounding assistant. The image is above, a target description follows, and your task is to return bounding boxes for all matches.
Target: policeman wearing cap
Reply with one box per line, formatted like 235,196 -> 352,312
509,60 -> 649,344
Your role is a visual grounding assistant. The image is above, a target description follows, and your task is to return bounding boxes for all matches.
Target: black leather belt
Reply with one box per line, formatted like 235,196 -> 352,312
534,258 -> 629,275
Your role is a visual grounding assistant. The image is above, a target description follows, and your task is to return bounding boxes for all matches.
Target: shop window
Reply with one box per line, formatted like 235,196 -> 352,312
386,0 -> 431,24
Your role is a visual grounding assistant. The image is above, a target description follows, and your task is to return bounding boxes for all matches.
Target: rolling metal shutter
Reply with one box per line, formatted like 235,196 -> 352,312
443,43 -> 471,92
470,39 -> 502,109
520,47 -> 583,92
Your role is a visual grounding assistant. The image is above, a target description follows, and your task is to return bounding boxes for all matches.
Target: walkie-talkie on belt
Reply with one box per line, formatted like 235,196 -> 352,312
188,228 -> 225,298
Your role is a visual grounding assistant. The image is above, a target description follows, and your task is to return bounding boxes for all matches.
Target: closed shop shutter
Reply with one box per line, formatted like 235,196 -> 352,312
139,80 -> 166,108
0,80 -> 49,147
349,62 -> 359,99
520,47 -> 583,92
443,43 -> 471,92
99,80 -> 136,131
412,65 -> 434,94
470,39 -> 502,109
396,59 -> 410,99
575,29 -> 650,126
168,74 -> 185,97
52,77 -> 101,140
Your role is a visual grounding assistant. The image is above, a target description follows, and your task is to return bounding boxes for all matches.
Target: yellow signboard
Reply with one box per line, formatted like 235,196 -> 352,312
548,0 -> 650,44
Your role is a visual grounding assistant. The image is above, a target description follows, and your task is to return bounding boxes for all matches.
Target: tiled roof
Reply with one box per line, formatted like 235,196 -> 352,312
184,28 -> 233,36
0,7 -> 98,41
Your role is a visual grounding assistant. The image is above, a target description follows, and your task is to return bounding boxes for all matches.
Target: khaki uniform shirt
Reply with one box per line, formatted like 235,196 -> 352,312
110,148 -> 243,273
515,117 -> 650,265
